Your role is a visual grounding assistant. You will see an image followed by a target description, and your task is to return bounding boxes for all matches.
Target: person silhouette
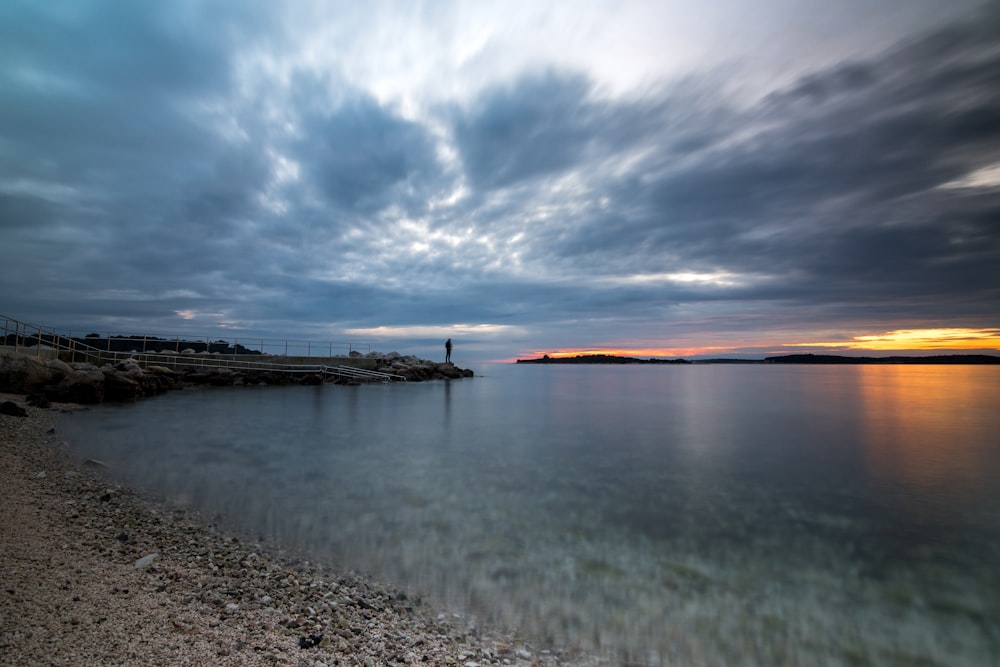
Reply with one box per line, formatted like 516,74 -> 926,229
445,338 -> 452,364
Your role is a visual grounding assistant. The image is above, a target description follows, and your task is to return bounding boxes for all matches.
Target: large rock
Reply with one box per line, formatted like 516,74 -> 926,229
141,366 -> 178,394
57,369 -> 106,404
0,355 -> 63,393
102,368 -> 141,402
370,355 -> 473,382
45,358 -> 73,381
435,363 -> 464,379
70,362 -> 101,372
114,358 -> 143,374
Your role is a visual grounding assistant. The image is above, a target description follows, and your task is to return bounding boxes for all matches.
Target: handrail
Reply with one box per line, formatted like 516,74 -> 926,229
325,365 -> 407,383
1,314 -> 372,358
1,314 -> 405,383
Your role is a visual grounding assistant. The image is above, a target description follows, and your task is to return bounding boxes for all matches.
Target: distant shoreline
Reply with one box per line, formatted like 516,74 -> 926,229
516,353 -> 1000,365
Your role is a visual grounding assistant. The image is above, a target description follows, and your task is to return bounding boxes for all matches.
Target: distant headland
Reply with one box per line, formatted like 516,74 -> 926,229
516,353 -> 1000,365
517,354 -> 690,364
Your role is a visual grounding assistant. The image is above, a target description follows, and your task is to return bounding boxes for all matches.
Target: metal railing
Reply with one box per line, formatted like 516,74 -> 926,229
1,314 -> 371,358
1,314 -> 404,383
324,365 -> 406,383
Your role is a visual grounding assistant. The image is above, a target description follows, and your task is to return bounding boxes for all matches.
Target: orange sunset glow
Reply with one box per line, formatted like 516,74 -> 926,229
789,328 -> 1000,351
517,327 -> 1000,361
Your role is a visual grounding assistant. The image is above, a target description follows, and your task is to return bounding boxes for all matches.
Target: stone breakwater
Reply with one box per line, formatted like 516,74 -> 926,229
1,395 -> 593,666
358,352 -> 475,382
0,352 -> 474,405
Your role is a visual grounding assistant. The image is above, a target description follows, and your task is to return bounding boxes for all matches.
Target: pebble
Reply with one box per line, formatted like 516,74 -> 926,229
3,395 -> 591,667
134,553 -> 158,569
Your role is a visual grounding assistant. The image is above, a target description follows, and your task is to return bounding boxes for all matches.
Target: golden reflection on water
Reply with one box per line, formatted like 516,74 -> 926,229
858,366 -> 1000,518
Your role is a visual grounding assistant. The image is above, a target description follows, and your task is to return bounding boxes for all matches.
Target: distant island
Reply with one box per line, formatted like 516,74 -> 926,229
517,354 -> 690,364
516,353 -> 1000,365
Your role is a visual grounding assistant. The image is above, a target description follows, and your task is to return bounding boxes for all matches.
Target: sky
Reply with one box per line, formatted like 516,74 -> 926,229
2,0 -> 999,364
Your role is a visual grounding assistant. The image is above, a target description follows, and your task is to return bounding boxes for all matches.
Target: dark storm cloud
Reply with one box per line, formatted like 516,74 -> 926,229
291,82 -> 441,215
0,1 -> 240,178
447,11 -> 1000,329
452,72 -> 597,189
450,70 -> 730,194
0,0 -> 287,334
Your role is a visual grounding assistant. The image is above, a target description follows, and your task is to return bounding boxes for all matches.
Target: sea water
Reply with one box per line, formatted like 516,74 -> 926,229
59,364 -> 1000,665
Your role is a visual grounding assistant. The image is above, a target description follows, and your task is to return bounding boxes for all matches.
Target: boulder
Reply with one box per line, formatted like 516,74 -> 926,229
0,355 -> 70,393
45,358 -> 73,380
183,371 -> 214,384
102,370 -> 141,402
57,369 -> 106,404
208,372 -> 235,386
70,362 -> 101,372
435,363 -> 464,379
140,367 -> 177,394
114,358 -> 143,374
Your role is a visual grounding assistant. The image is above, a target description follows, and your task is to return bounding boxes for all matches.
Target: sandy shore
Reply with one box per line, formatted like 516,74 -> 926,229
0,394 -> 580,667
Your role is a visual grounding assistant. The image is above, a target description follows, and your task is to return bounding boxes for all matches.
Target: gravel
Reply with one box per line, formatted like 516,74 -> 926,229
1,393 -> 592,666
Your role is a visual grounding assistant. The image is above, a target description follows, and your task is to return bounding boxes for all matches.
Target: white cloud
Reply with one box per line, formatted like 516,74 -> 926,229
941,163 -> 1000,189
345,323 -> 520,338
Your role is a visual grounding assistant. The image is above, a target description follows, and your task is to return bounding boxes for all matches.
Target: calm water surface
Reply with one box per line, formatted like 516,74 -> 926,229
60,364 -> 1000,665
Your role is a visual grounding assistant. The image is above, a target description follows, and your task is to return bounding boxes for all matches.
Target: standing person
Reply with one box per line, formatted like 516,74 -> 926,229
445,338 -> 452,364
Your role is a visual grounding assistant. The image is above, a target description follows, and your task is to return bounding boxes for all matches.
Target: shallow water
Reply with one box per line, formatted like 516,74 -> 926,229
60,364 -> 1000,665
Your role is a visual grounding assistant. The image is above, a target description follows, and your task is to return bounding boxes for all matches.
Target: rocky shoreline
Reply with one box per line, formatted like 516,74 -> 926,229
0,351 -> 474,405
1,393 -> 594,666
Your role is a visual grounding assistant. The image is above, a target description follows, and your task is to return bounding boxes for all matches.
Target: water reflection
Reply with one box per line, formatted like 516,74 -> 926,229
57,366 -> 1000,665
443,379 -> 451,424
859,366 -> 1000,524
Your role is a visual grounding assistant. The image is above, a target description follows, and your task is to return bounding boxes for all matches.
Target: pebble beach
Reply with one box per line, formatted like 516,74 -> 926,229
0,393 -> 587,667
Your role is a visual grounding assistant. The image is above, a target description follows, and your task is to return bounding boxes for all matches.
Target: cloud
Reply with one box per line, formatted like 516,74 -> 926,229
0,2 -> 997,360
289,79 -> 442,214
513,12 -> 1000,314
